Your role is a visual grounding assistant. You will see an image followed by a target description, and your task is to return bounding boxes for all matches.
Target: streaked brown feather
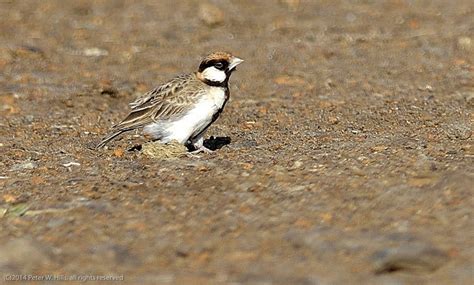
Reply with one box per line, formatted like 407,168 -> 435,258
111,73 -> 205,131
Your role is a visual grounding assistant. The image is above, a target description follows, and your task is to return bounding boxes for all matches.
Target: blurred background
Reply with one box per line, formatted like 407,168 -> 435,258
0,0 -> 472,284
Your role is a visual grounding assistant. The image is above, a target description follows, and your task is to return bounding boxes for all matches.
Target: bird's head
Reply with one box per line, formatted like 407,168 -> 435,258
197,51 -> 243,86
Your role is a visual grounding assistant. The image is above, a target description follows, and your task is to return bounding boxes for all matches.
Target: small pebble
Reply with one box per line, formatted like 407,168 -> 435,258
62,162 -> 81,167
83,48 -> 108,57
10,161 -> 37,171
457,37 -> 472,51
373,242 -> 449,274
199,3 -> 224,27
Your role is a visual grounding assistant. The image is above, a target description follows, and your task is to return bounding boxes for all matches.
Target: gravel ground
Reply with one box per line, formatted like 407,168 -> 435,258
0,1 -> 473,284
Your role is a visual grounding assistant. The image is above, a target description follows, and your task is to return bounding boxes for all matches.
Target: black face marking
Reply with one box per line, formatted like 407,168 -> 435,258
198,59 -> 229,72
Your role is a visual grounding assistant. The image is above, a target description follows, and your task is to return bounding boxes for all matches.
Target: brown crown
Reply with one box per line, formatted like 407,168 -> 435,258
202,51 -> 234,62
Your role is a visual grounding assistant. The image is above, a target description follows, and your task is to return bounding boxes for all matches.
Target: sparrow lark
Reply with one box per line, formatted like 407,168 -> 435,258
96,51 -> 243,153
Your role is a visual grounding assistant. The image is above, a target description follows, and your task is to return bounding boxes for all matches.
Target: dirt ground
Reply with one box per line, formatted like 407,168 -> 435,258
0,0 -> 473,284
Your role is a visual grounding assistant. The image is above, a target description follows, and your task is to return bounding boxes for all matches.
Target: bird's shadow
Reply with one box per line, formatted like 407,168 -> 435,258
187,136 -> 232,151
127,136 -> 232,152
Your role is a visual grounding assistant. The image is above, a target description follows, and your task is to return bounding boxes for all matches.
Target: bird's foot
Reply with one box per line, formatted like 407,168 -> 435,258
186,146 -> 214,157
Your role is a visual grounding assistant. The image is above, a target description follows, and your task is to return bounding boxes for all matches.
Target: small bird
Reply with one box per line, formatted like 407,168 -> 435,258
96,51 -> 243,153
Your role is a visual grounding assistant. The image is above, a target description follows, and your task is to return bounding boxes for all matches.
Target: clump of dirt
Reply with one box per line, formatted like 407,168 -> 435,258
141,140 -> 188,159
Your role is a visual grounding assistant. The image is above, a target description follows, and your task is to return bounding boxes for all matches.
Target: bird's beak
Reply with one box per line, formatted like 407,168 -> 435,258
229,57 -> 244,71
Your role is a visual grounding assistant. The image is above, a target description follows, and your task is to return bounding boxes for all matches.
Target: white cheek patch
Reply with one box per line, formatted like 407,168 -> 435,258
202,66 -> 226,83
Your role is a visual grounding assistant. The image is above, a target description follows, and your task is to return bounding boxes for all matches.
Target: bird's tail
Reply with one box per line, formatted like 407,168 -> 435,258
96,129 -> 130,149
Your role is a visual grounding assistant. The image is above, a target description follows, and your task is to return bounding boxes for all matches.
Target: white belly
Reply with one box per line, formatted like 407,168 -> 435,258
143,87 -> 227,143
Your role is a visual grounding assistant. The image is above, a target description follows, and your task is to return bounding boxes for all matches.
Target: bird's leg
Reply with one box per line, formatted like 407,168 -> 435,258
188,136 -> 214,154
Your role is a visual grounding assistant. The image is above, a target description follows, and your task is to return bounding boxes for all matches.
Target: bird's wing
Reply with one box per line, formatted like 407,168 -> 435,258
128,74 -> 190,109
112,74 -> 202,131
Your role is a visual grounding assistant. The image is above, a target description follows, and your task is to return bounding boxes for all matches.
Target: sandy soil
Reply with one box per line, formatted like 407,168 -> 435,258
0,0 -> 473,284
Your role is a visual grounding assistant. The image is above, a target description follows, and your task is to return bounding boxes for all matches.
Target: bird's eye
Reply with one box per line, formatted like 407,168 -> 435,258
214,62 -> 224,69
